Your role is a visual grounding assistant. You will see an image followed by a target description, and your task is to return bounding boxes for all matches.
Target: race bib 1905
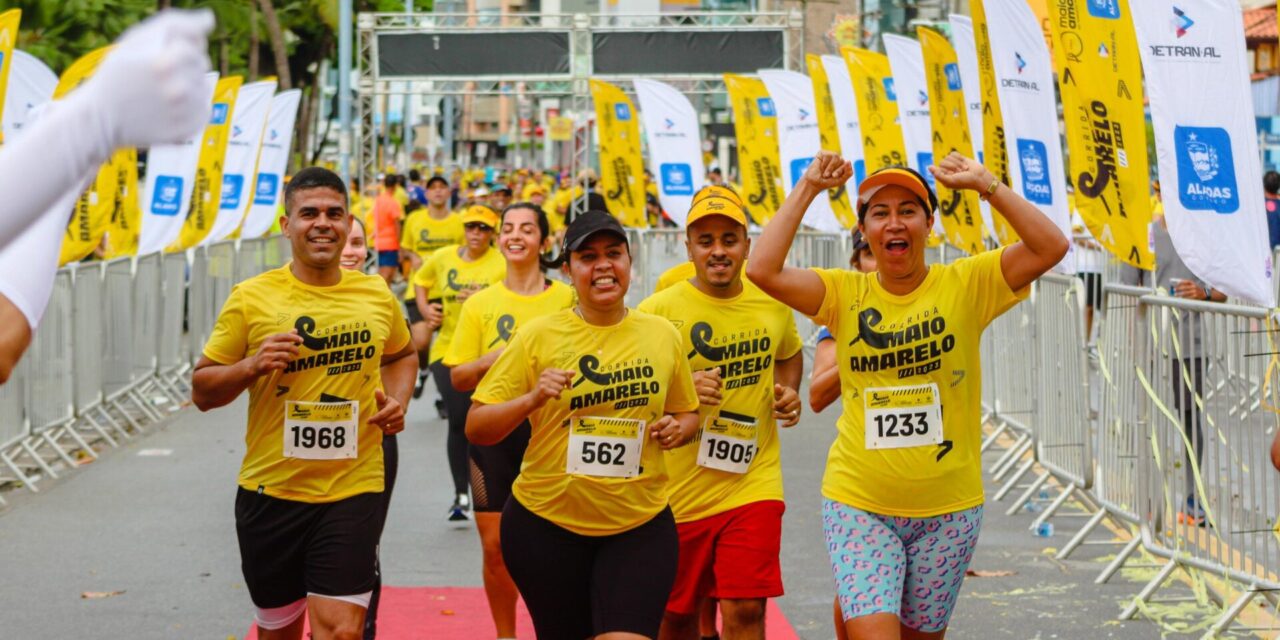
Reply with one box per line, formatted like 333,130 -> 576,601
696,410 -> 758,474
566,416 -> 645,478
863,383 -> 942,450
283,401 -> 358,460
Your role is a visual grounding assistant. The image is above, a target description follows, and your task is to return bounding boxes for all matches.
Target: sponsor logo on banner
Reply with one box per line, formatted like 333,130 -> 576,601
918,90 -> 929,106
1017,139 -> 1053,205
152,176 -> 183,215
1088,0 -> 1120,20
798,108 -> 811,121
220,174 -> 244,209
660,163 -> 694,196
883,78 -> 897,101
254,174 -> 280,205
614,103 -> 631,121
757,97 -> 776,117
1174,6 -> 1193,38
210,103 -> 229,125
945,63 -> 962,90
1175,125 -> 1238,213
917,152 -> 936,189
1016,52 -> 1027,74
790,157 -> 814,189
1002,53 -> 1040,91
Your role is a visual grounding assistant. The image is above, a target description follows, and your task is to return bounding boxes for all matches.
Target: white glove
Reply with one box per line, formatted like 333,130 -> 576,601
77,8 -> 215,149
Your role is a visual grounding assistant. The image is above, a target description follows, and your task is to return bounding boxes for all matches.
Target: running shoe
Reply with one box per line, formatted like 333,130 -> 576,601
1177,496 -> 1208,528
448,494 -> 470,522
412,371 -> 428,400
435,398 -> 447,420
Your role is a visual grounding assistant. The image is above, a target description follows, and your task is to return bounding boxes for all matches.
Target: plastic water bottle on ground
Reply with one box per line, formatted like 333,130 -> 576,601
1032,522 -> 1054,537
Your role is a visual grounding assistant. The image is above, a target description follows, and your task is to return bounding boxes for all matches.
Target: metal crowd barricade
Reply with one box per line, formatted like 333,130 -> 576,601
158,251 -> 190,393
188,245 -> 212,365
69,262 -> 127,448
1117,295 -> 1280,634
208,240 -> 238,328
131,253 -> 176,414
235,237 -> 266,283
1002,274 -> 1095,529
984,294 -> 1041,500
100,257 -> 155,432
0,358 -> 31,500
18,270 -> 77,478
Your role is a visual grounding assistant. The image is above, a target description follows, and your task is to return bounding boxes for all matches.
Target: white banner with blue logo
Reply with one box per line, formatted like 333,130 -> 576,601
240,89 -> 302,238
820,54 -> 865,192
633,78 -> 705,226
948,15 -> 996,241
138,72 -> 218,255
205,80 -> 276,244
1134,0 -> 1273,306
758,69 -> 842,233
1,50 -> 56,142
884,34 -> 946,237
984,0 -> 1074,273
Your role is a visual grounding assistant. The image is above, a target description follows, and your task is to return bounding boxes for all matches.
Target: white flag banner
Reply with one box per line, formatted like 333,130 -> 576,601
138,72 -> 218,256
2,50 -> 56,142
633,79 -> 705,226
241,89 -> 301,238
984,0 -> 1074,273
1133,1 -> 1272,306
948,15 -> 995,240
758,69 -> 842,233
206,80 -> 276,244
884,35 -> 937,188
820,54 -> 866,190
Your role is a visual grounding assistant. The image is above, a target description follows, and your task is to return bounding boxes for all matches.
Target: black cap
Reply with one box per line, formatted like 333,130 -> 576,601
493,185 -> 513,196
563,210 -> 628,253
425,175 -> 449,189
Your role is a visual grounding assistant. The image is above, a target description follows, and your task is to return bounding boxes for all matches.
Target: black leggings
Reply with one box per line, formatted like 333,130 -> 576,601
501,497 -> 679,639
431,360 -> 472,496
469,421 -> 531,513
364,434 -> 398,640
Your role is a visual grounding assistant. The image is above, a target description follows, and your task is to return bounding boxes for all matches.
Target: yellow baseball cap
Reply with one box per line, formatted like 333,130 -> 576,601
460,205 -> 500,228
686,191 -> 748,227
856,167 -> 936,211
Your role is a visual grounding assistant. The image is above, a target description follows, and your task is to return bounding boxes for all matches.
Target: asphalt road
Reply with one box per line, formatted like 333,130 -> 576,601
0,379 -> 1230,638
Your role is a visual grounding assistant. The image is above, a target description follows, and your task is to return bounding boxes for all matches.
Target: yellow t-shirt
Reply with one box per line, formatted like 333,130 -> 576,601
443,279 -> 575,366
473,309 -> 700,536
412,245 -> 506,364
638,280 -> 802,523
655,261 -> 697,292
810,247 -> 1027,517
400,211 -> 465,302
202,265 -> 411,503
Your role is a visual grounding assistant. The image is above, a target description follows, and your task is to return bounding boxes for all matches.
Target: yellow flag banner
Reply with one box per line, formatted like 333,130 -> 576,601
1050,0 -> 1153,269
724,74 -> 785,224
806,54 -> 857,228
173,75 -> 242,250
104,149 -> 140,259
919,27 -> 986,255
971,0 -> 1019,245
842,47 -> 907,174
589,79 -> 647,227
0,9 -> 21,145
55,47 -> 114,266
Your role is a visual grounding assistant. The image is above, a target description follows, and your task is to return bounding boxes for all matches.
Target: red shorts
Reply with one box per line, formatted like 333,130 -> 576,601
665,500 -> 785,615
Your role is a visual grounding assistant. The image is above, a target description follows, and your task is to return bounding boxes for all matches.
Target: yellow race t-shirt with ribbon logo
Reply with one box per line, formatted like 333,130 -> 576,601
412,245 -> 506,364
809,248 -> 1026,517
443,279 -> 575,366
400,211 -> 465,303
639,279 -> 802,523
202,265 -> 411,503
473,309 -> 699,536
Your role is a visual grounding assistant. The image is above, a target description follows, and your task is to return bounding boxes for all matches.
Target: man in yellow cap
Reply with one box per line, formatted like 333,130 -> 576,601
638,185 -> 804,640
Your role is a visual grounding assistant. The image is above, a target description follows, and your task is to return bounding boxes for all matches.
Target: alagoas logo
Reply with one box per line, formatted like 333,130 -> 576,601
285,316 -> 376,376
846,306 -> 956,379
687,322 -> 774,390
1175,125 -> 1238,214
1017,139 -> 1053,205
568,355 -> 659,411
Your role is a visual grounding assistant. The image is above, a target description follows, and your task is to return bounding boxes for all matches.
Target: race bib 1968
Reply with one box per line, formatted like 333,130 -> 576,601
566,416 -> 645,478
863,383 -> 942,450
696,410 -> 758,474
283,400 -> 358,460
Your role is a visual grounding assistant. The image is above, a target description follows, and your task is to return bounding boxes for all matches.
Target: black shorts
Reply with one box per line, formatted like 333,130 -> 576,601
405,300 -> 424,325
468,421 -> 531,512
235,488 -> 383,608
1078,272 -> 1103,310
501,497 -> 678,639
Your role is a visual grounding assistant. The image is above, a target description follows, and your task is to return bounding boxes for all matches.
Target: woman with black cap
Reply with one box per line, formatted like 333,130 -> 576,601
465,210 -> 700,640
748,151 -> 1068,639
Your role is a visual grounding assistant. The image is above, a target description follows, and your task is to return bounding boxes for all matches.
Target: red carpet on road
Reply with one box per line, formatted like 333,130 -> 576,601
245,586 -> 801,639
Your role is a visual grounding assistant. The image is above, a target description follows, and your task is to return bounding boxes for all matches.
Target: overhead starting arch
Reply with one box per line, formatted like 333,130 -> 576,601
356,10 -> 804,200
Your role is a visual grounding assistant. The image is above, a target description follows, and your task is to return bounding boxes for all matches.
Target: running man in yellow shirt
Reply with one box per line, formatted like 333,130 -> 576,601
749,152 -> 1067,639
414,205 -> 506,522
638,187 -> 803,640
191,167 -> 418,640
467,211 -> 700,640
444,203 -> 574,639
400,175 -> 465,400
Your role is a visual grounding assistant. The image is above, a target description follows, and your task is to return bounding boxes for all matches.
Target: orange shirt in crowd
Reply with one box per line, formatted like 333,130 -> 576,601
372,192 -> 404,252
